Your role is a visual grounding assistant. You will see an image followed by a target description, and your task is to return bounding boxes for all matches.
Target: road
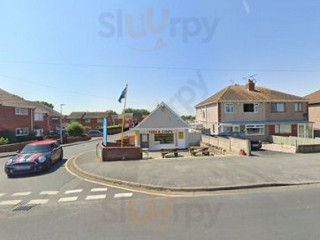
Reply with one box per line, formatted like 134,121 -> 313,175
1,140 -> 320,239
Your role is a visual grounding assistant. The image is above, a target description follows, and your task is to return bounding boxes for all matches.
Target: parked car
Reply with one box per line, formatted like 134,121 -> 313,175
217,132 -> 262,150
4,140 -> 63,178
87,130 -> 103,136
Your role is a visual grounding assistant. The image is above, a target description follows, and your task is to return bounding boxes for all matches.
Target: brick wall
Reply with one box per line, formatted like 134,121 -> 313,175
309,104 -> 320,130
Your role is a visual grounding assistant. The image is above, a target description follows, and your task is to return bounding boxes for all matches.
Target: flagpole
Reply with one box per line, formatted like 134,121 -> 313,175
121,84 -> 128,148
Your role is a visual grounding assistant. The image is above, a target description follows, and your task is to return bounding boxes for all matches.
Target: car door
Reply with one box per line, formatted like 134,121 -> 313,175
51,143 -> 59,163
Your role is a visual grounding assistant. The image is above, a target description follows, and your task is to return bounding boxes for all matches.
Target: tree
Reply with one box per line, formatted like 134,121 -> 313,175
125,108 -> 150,116
107,110 -> 118,115
37,101 -> 54,109
66,122 -> 84,137
181,115 -> 196,121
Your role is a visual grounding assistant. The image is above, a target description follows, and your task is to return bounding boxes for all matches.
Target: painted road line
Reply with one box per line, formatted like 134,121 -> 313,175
12,192 -> 32,197
86,195 -> 107,201
0,200 -> 22,206
65,189 -> 83,194
40,191 -> 59,196
28,199 -> 49,205
58,197 -> 78,203
91,188 -> 108,192
0,193 -> 5,197
114,193 -> 133,199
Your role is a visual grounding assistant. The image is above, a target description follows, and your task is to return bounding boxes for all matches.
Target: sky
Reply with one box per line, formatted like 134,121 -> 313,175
0,0 -> 320,115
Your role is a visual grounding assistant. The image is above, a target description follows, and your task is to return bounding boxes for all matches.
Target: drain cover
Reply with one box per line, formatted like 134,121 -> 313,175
13,205 -> 36,212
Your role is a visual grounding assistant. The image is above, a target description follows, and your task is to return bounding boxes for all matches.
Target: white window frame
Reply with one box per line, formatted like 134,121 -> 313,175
15,108 -> 28,115
245,124 -> 265,136
243,103 -> 259,113
34,113 -> 44,121
97,118 -> 104,123
84,119 -> 91,124
34,129 -> 44,137
294,103 -> 303,112
221,125 -> 240,133
202,108 -> 206,120
224,103 -> 234,114
16,127 -> 29,136
275,124 -> 292,134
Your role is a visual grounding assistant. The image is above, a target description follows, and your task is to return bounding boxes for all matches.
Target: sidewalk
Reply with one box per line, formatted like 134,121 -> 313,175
71,150 -> 320,191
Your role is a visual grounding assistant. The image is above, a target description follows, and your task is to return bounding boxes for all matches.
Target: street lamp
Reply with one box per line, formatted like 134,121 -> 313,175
60,104 -> 66,144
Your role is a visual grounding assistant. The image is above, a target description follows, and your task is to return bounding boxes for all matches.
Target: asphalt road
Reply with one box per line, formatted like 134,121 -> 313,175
1,140 -> 320,239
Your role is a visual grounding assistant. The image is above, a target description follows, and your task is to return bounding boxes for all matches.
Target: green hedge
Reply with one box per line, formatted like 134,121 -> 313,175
66,122 -> 85,137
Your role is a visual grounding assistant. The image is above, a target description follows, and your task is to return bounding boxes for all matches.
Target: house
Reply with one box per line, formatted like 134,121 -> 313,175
305,89 -> 320,136
0,88 -> 63,142
134,102 -> 190,151
195,80 -> 313,141
112,113 -> 134,128
67,111 -> 113,133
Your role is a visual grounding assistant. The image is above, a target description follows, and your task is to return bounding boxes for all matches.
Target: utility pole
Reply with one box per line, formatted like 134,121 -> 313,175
60,104 -> 66,144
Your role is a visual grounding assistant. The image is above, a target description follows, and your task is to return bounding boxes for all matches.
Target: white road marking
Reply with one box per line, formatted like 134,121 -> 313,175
91,188 -> 108,192
40,191 -> 59,196
86,195 -> 107,201
65,189 -> 83,194
12,192 -> 32,197
58,197 -> 78,203
114,193 -> 133,199
0,200 -> 22,206
28,199 -> 49,205
0,193 -> 5,197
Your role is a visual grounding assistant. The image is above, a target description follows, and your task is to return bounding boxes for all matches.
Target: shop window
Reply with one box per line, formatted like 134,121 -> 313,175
154,133 -> 174,144
245,125 -> 264,135
275,124 -> 292,134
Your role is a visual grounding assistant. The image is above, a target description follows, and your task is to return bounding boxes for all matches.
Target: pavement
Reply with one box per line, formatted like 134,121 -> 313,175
70,150 -> 320,192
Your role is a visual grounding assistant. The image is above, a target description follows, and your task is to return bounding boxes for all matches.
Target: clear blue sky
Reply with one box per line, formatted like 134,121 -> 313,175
0,0 -> 319,115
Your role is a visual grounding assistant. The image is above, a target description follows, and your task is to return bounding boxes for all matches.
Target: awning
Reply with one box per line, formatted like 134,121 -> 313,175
220,121 -> 314,126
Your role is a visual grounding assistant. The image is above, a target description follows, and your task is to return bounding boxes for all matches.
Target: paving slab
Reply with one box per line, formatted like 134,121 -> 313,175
72,150 -> 320,190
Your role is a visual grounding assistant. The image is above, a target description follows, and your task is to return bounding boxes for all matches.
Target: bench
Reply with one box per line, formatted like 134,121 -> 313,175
189,147 -> 210,156
161,148 -> 179,158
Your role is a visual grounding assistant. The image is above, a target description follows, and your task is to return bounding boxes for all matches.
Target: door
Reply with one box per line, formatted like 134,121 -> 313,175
298,124 -> 306,138
140,134 -> 149,148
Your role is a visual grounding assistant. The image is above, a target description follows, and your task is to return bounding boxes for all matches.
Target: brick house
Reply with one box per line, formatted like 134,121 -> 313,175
195,80 -> 313,141
67,112 -> 113,133
305,89 -> 320,136
0,88 -> 63,142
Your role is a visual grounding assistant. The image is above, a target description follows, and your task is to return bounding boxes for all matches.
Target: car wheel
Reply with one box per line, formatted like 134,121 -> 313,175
7,174 -> 14,179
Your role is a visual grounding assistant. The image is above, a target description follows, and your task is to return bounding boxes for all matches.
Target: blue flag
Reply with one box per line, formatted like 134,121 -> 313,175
118,85 -> 127,103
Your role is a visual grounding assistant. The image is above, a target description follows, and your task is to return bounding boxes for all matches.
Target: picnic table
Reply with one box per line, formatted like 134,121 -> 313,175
161,148 -> 179,158
189,146 -> 210,156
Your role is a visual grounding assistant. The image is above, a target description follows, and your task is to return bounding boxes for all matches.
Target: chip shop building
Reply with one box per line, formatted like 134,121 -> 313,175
134,102 -> 191,151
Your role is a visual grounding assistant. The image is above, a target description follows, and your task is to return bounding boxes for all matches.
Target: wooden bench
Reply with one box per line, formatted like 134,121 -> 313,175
189,147 -> 210,156
161,148 -> 179,158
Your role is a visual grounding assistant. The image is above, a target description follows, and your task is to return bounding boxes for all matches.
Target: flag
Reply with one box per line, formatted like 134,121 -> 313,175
118,85 -> 127,103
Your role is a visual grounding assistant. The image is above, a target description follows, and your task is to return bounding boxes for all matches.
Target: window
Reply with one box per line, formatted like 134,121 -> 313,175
34,129 -> 44,137
16,127 -> 29,136
275,124 -> 292,134
245,125 -> 265,135
34,113 -> 44,121
295,103 -> 303,112
84,119 -> 91,123
243,103 -> 259,113
224,103 -> 234,113
97,118 -> 104,123
271,103 -> 285,112
202,108 -> 206,120
15,108 -> 28,115
154,133 -> 174,144
221,125 -> 240,133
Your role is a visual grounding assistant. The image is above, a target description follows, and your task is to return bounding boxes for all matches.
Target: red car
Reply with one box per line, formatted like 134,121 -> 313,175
4,140 -> 63,178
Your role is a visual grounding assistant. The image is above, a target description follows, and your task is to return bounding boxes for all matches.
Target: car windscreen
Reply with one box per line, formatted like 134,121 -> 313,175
21,144 -> 52,154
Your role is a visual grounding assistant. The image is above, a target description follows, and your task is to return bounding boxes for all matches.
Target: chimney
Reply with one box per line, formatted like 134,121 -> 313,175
246,79 -> 255,91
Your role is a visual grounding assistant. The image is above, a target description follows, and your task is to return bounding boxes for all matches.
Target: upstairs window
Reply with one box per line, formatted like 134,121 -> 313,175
202,108 -> 206,120
97,118 -> 104,123
243,103 -> 259,113
84,119 -> 91,123
271,103 -> 285,113
295,103 -> 303,112
34,113 -> 44,121
224,103 -> 234,114
15,108 -> 28,115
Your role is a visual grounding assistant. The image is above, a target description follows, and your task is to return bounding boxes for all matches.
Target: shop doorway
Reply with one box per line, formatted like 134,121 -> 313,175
140,134 -> 149,148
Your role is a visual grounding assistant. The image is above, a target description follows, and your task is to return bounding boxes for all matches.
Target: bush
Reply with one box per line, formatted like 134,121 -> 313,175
0,137 -> 9,145
66,122 -> 85,137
